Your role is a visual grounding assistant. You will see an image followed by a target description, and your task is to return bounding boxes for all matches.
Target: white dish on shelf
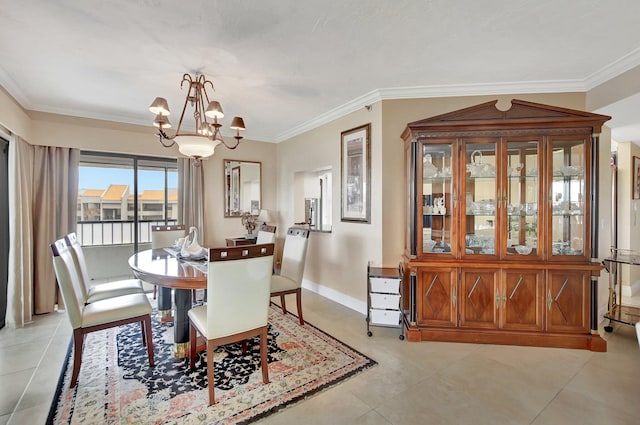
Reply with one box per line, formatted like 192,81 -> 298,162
515,245 -> 533,255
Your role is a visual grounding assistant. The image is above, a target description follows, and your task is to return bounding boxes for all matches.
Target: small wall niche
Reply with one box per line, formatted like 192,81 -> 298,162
294,167 -> 332,232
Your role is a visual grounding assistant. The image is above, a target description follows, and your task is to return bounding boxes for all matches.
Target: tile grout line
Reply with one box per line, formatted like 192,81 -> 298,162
526,351 -> 594,424
7,315 -> 65,424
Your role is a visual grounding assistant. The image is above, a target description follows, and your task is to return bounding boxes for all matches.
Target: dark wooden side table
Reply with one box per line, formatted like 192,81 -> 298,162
225,236 -> 257,247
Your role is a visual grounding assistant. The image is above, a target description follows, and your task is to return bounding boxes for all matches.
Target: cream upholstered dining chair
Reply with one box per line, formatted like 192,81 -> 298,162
151,225 -> 187,299
270,227 -> 310,325
64,232 -> 144,303
51,238 -> 155,388
188,243 -> 274,406
255,224 -> 277,244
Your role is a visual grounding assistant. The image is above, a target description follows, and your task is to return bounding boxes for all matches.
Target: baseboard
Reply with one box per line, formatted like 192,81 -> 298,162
302,279 -> 367,315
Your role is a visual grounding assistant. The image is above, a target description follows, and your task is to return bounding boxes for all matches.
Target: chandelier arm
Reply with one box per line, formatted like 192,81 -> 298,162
219,136 -> 242,150
180,73 -> 193,89
197,84 -> 209,129
156,130 -> 176,147
172,81 -> 194,137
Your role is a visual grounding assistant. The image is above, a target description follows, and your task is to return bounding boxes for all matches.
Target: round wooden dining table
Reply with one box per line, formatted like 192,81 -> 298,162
128,248 -> 207,358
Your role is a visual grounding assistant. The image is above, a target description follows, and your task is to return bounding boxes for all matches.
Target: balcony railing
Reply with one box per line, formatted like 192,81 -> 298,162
77,219 -> 178,246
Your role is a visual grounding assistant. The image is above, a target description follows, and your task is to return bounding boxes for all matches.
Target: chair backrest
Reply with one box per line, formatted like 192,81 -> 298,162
280,227 -> 310,286
152,224 -> 186,249
206,244 -> 274,338
63,232 -> 91,300
51,239 -> 86,329
256,224 -> 276,244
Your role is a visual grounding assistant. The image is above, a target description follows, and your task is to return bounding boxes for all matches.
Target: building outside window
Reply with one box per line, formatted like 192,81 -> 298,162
77,152 -> 178,247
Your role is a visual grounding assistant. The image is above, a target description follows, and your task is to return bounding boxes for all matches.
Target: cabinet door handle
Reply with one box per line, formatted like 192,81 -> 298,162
495,288 -> 501,308
502,293 -> 507,307
452,286 -> 456,306
547,289 -> 553,310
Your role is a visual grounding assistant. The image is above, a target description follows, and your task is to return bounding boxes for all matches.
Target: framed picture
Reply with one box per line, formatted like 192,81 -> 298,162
341,123 -> 371,223
633,156 -> 640,199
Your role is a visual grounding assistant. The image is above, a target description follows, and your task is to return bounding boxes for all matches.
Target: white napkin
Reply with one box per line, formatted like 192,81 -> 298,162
179,227 -> 207,259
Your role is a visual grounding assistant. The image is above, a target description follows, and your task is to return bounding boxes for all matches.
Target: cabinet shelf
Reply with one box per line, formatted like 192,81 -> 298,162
466,176 -> 496,181
423,177 -> 452,183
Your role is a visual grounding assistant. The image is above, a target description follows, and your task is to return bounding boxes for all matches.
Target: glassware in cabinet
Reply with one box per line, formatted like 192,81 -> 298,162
421,143 -> 454,255
505,139 -> 541,257
550,139 -> 587,257
463,141 -> 498,256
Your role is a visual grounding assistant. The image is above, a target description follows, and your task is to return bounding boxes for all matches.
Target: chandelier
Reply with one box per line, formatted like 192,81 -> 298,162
149,73 -> 245,160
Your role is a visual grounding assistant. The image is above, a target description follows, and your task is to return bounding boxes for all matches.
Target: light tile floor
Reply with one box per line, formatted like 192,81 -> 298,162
1,289 -> 639,425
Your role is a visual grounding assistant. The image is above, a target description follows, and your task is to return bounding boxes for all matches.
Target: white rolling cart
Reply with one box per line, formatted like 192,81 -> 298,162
366,261 -> 405,340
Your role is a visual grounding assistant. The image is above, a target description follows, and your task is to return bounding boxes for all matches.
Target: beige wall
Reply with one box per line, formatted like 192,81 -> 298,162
279,92 -> 615,315
276,104 -> 383,309
0,86 -> 32,140
202,141 -> 277,247
614,141 -> 640,295
0,84 -> 618,317
4,106 -> 278,249
587,64 -> 640,111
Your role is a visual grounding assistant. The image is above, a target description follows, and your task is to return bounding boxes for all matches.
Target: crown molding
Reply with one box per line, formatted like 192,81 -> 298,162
275,79 -> 586,142
584,47 -> 640,90
29,103 -> 147,128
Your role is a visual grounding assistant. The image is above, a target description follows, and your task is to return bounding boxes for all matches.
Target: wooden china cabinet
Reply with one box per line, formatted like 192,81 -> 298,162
401,99 -> 610,351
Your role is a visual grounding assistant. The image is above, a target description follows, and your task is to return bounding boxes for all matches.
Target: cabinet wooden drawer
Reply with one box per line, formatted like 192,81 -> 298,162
370,293 -> 401,309
369,309 -> 401,325
370,277 -> 401,294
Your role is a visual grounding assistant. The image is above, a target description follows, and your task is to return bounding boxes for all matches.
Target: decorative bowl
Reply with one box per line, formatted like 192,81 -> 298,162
515,245 -> 532,255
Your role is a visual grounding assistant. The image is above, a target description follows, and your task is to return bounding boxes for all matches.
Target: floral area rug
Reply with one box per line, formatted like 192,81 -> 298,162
47,304 -> 376,424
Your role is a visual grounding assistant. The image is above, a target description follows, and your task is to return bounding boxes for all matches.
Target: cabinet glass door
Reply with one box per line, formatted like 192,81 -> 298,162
550,139 -> 587,257
464,141 -> 498,256
505,139 -> 540,257
422,143 -> 453,255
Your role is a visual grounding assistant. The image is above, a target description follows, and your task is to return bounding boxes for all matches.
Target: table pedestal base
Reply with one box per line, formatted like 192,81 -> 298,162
174,341 -> 189,359
158,309 -> 173,323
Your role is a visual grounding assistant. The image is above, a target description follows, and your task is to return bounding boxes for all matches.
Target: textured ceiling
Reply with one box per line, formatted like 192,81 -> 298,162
1,0 -> 640,142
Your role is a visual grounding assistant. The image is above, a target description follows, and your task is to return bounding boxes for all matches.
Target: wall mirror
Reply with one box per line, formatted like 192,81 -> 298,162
224,160 -> 262,217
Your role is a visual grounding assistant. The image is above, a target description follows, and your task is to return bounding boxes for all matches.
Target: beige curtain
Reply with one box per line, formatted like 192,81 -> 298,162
178,158 -> 205,243
7,137 -> 79,326
32,146 -> 79,314
7,136 -> 34,327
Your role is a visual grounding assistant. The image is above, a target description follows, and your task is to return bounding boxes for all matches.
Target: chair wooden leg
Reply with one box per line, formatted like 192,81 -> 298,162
189,323 -> 197,370
140,321 -> 147,347
153,285 -> 157,300
207,342 -> 216,406
241,340 -> 247,353
280,294 -> 287,315
70,329 -> 84,388
260,327 -> 269,384
144,316 -> 155,366
295,288 -> 304,325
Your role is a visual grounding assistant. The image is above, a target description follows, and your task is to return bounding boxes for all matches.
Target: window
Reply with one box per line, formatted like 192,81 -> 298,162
77,152 -> 178,247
